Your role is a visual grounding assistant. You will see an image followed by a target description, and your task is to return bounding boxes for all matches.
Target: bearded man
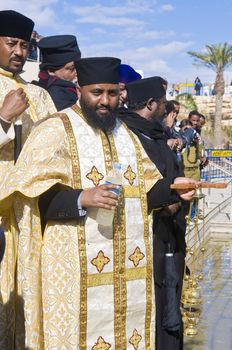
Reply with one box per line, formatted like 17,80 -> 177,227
0,57 -> 162,349
116,77 -> 197,350
0,10 -> 56,162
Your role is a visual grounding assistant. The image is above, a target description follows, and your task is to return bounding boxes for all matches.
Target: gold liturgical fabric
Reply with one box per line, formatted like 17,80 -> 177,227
0,68 -> 56,181
0,105 -> 161,349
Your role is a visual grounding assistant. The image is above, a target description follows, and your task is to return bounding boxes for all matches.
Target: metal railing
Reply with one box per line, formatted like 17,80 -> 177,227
201,149 -> 232,181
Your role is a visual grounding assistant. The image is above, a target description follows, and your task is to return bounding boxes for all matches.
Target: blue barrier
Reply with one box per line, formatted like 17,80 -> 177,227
201,149 -> 232,181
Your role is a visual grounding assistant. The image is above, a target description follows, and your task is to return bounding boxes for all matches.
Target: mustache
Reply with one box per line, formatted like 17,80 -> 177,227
10,56 -> 24,63
96,105 -> 112,111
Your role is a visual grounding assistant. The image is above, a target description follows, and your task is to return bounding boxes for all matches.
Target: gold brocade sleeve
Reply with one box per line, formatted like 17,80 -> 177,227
134,136 -> 163,193
0,116 -> 73,211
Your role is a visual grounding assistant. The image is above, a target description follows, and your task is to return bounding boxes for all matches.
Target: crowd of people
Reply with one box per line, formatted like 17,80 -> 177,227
0,10 -> 208,350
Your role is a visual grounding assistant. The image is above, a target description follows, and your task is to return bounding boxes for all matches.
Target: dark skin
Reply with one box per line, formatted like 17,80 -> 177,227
77,83 -> 120,210
0,37 -> 30,128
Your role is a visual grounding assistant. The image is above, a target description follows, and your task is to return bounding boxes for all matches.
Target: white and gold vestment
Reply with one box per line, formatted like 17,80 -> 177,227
0,68 -> 56,180
0,105 -> 161,349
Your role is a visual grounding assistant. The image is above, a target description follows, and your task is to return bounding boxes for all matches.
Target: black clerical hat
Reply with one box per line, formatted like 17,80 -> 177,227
126,77 -> 166,104
38,35 -> 81,71
0,10 -> 34,42
75,57 -> 121,86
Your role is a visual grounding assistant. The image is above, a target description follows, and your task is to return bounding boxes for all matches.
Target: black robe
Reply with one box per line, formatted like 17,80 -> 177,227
32,72 -> 78,111
116,108 -> 185,350
116,108 -> 185,283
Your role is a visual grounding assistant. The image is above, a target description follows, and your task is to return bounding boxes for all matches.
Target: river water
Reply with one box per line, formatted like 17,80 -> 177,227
184,240 -> 232,350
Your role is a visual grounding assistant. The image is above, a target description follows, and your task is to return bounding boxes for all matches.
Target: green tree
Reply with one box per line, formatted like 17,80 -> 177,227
188,43 -> 232,146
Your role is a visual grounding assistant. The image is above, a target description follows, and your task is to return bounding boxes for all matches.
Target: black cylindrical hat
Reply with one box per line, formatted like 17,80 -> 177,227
126,76 -> 166,104
38,35 -> 81,70
0,10 -> 34,41
75,57 -> 121,86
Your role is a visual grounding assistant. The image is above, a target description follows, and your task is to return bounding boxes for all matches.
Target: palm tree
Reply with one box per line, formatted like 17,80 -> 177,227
188,43 -> 232,146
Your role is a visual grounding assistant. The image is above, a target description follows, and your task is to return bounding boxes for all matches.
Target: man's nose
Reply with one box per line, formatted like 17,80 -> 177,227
100,93 -> 109,106
14,44 -> 23,56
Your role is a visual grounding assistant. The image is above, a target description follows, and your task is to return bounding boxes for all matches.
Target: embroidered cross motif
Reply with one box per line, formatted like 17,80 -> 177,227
92,336 -> 111,350
129,329 -> 142,350
86,166 -> 104,186
129,247 -> 145,267
123,165 -> 136,185
91,250 -> 110,273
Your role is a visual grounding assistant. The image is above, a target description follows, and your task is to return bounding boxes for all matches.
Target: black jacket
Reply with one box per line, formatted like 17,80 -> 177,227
32,72 -> 78,111
116,108 -> 186,285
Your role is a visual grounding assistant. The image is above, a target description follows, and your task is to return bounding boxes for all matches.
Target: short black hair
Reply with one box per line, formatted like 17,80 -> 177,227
127,100 -> 148,111
128,97 -> 162,111
188,110 -> 201,119
169,99 -> 180,106
180,119 -> 192,128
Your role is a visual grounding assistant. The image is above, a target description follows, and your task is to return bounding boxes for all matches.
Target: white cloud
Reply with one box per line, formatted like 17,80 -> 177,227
124,29 -> 175,41
0,0 -> 58,29
76,15 -> 144,26
71,2 -> 155,27
159,4 -> 175,12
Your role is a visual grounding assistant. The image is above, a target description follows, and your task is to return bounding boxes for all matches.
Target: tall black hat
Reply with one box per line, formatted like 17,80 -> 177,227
0,10 -> 34,41
38,35 -> 81,71
126,76 -> 166,104
75,57 -> 121,86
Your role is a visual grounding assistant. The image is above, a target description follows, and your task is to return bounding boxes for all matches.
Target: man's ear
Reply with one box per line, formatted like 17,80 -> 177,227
48,68 -> 56,77
76,84 -> 81,99
146,98 -> 156,111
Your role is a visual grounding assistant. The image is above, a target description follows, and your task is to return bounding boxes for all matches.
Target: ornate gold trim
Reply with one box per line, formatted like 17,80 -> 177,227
107,132 -> 127,350
123,165 -> 137,185
126,128 -> 152,349
87,267 -> 147,287
123,186 -> 140,197
91,250 -> 110,273
60,113 -> 87,350
99,131 -> 123,349
86,166 -> 104,186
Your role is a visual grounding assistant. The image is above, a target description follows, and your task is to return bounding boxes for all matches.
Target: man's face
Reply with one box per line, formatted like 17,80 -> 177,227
199,117 -> 205,128
174,104 -> 180,115
79,83 -> 120,131
0,36 -> 29,74
151,96 -> 167,120
119,82 -> 128,106
189,114 -> 200,129
49,61 -> 77,82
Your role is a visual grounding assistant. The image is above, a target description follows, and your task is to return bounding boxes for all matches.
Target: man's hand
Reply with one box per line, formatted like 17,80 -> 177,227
165,111 -> 176,128
80,184 -> 119,209
167,138 -> 179,150
173,177 -> 200,201
0,88 -> 29,122
200,155 -> 208,168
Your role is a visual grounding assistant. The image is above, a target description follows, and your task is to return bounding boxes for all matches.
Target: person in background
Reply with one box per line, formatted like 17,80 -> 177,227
34,35 -> 81,111
117,77 -> 197,350
118,63 -> 141,107
198,113 -> 206,133
194,76 -> 202,96
0,226 -> 5,264
28,30 -> 38,61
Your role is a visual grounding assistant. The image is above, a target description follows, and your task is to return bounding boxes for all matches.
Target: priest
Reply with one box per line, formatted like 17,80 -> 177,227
0,10 -> 56,161
0,57 -> 161,349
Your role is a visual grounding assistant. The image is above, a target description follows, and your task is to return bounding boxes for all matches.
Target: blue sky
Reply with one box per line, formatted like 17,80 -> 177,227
1,0 -> 232,84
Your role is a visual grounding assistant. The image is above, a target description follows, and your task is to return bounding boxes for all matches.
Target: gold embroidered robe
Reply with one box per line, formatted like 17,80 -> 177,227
0,106 -> 161,349
0,68 -> 56,349
0,68 -> 56,178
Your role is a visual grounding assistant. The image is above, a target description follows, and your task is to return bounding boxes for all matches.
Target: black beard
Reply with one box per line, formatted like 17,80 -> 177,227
80,98 -> 116,132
